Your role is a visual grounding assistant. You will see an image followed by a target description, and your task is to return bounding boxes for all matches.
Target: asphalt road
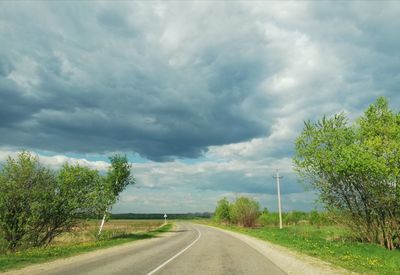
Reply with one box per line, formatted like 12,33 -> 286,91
21,223 -> 286,275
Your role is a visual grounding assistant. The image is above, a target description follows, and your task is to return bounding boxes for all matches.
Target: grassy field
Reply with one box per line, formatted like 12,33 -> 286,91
0,220 -> 172,272
201,221 -> 400,274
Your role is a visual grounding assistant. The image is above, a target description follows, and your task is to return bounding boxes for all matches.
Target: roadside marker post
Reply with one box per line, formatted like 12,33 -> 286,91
164,213 -> 167,224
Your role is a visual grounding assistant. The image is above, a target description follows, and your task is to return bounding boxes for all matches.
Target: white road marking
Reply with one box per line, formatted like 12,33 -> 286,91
146,226 -> 202,275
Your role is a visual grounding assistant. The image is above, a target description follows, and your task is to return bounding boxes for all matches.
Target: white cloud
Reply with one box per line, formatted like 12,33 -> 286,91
1,2 -> 399,212
0,149 -> 109,171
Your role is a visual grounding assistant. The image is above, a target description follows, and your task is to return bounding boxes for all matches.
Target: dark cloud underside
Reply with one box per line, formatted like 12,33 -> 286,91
0,2 -> 273,160
1,1 -> 399,161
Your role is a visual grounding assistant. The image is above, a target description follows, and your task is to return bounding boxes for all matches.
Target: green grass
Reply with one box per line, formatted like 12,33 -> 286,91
0,223 -> 172,272
202,221 -> 400,274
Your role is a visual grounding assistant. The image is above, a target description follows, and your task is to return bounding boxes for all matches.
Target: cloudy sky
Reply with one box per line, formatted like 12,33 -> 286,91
1,1 -> 399,213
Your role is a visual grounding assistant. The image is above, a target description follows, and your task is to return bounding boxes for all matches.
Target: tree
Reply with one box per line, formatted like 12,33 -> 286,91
0,152 -> 54,249
27,164 -> 106,247
0,152 -> 106,249
98,154 -> 135,235
294,97 -> 400,250
230,197 -> 260,227
214,198 -> 231,223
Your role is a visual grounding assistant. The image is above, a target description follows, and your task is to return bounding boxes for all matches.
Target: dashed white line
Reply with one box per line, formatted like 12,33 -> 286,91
146,226 -> 202,275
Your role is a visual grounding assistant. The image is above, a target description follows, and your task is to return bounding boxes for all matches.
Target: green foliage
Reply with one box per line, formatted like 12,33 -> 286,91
230,197 -> 260,227
259,212 -> 279,227
294,97 -> 400,250
283,211 -> 307,225
0,151 -> 121,250
106,154 -> 135,205
0,152 -> 56,249
210,222 -> 400,274
29,164 -> 108,247
259,210 -> 332,227
309,210 -> 331,226
97,154 -> 135,236
57,164 -> 108,217
214,198 -> 231,223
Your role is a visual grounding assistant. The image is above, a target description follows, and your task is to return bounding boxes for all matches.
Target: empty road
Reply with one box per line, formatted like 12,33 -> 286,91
9,223 -> 286,275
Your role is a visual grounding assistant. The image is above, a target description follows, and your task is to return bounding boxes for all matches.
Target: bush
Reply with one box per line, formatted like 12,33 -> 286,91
230,197 -> 260,227
283,211 -> 307,226
0,152 -> 108,250
309,211 -> 332,226
214,198 -> 231,223
295,98 -> 400,249
258,209 -> 333,227
259,212 -> 279,227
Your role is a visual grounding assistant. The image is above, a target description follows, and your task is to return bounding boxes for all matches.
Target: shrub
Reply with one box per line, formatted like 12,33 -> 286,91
0,152 -> 108,250
294,97 -> 400,249
259,210 -> 333,227
259,212 -> 279,227
214,198 -> 231,223
230,197 -> 260,227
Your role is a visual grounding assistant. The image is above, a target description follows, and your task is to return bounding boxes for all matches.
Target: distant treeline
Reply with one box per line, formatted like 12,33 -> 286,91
111,212 -> 212,220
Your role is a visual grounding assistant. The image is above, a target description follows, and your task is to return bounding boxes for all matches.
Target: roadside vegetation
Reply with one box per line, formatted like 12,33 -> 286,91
0,220 -> 172,272
210,97 -> 400,274
295,97 -> 400,250
212,200 -> 400,273
0,151 -> 134,251
0,151 -> 156,271
208,219 -> 400,274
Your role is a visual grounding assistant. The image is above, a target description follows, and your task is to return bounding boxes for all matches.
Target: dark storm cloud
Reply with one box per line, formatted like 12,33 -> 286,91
0,80 -> 36,126
0,2 -> 271,160
1,1 -> 400,162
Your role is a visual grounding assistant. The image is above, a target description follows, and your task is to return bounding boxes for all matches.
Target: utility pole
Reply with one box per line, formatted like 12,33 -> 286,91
273,170 -> 283,229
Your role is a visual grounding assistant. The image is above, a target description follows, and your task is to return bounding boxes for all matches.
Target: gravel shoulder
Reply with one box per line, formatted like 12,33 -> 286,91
208,225 -> 356,275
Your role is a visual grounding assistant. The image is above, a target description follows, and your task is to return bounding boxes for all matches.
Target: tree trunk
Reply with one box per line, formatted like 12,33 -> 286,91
98,206 -> 109,236
98,180 -> 118,236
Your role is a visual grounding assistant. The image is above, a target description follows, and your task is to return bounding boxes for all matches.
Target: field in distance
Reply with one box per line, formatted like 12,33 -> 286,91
53,219 -> 165,245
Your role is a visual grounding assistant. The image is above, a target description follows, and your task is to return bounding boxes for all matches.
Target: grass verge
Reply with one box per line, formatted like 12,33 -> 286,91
200,221 -> 400,274
0,223 -> 172,272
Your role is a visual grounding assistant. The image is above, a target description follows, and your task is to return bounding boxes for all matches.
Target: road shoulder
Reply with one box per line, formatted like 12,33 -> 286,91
3,224 -> 176,275
201,224 -> 355,275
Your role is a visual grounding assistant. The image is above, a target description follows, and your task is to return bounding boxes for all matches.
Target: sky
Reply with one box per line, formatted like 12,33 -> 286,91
1,1 -> 399,213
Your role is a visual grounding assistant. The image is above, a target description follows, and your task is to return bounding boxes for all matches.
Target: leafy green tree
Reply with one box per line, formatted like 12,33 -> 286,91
28,164 -> 106,247
214,198 -> 231,223
98,154 -> 135,235
230,197 -> 260,227
0,152 -> 54,249
294,97 -> 400,250
0,152 -> 109,250
49,165 -> 105,242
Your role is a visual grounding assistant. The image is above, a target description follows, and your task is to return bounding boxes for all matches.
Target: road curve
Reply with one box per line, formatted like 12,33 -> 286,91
9,223 -> 286,275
